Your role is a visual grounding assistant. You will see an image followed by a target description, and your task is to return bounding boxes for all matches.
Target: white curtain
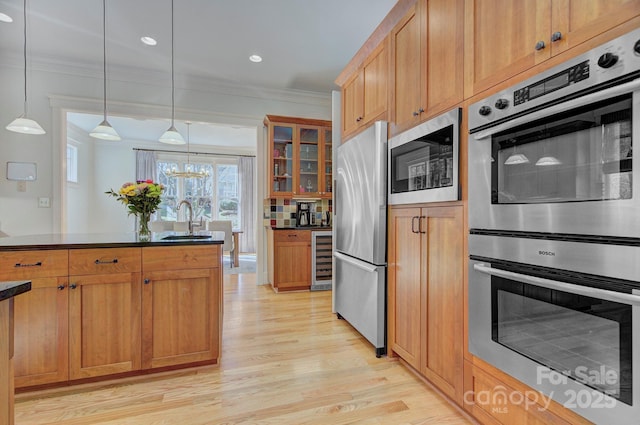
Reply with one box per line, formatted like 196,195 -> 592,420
135,150 -> 157,182
239,156 -> 256,253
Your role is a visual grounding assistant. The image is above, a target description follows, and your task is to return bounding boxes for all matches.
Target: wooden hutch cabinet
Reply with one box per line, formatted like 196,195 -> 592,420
265,115 -> 332,199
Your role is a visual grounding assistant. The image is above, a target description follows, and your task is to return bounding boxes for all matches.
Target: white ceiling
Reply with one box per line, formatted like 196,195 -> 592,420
0,0 -> 397,149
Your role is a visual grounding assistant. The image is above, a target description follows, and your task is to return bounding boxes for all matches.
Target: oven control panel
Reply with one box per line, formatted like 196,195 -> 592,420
469,27 -> 640,132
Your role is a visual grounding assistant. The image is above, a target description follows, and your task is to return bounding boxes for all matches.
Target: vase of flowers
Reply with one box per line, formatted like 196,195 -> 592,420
106,180 -> 164,241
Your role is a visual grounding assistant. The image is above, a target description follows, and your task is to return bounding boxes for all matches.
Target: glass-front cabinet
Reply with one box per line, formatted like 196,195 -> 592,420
265,115 -> 332,198
298,126 -> 319,194
270,124 -> 294,196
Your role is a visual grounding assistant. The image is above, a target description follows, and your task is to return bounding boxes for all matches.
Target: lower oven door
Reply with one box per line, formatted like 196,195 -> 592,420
469,257 -> 640,425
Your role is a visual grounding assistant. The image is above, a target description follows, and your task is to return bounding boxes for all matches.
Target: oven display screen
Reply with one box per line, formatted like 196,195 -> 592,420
513,61 -> 589,105
529,73 -> 570,100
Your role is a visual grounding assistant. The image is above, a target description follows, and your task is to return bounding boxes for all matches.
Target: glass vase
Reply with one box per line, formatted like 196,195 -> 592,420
138,211 -> 151,242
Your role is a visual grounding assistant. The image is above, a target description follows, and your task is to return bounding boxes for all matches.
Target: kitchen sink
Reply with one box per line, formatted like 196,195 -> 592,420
161,234 -> 213,240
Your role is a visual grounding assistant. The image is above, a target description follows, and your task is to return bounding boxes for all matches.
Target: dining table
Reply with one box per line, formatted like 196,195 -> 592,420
232,229 -> 243,267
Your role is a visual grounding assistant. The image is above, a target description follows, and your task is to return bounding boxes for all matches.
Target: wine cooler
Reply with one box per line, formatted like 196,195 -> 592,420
311,231 -> 332,291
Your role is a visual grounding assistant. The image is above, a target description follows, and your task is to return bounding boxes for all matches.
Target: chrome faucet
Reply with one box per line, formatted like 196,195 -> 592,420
176,199 -> 194,234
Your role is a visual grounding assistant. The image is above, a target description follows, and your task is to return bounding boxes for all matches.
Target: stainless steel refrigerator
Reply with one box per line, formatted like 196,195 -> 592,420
334,121 -> 387,357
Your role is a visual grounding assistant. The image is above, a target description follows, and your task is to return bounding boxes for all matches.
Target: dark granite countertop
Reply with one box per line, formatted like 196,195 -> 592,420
270,226 -> 332,231
0,231 -> 224,251
0,280 -> 31,301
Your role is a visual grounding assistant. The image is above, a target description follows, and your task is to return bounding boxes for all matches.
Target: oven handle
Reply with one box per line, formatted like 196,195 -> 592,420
474,77 -> 640,140
473,263 -> 640,306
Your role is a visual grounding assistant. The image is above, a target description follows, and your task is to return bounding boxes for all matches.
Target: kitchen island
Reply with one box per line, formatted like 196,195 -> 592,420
1,281 -> 30,425
0,232 -> 223,391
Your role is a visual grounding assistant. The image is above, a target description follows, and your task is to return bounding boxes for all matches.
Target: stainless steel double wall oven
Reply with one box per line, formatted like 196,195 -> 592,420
468,28 -> 640,425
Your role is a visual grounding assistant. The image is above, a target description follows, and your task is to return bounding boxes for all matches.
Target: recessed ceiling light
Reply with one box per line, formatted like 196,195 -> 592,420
141,36 -> 157,46
0,13 -> 13,23
249,54 -> 262,63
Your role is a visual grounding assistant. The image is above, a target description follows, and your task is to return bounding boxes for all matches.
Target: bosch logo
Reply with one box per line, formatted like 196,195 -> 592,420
538,250 -> 556,257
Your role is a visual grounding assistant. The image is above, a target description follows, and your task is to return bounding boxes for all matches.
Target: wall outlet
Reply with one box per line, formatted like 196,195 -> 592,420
17,181 -> 27,192
38,197 -> 51,208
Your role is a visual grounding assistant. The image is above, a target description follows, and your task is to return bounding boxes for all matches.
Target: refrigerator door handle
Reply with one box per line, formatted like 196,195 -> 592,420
378,139 -> 387,207
333,251 -> 378,273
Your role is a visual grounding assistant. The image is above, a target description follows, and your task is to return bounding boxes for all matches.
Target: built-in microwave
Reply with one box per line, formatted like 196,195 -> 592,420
388,107 -> 460,205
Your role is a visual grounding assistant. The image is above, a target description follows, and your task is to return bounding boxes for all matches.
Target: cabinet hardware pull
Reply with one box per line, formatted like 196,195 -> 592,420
57,284 -> 65,290
419,216 -> 426,234
418,108 -> 424,113
95,258 -> 118,265
551,31 -> 562,42
411,216 -> 419,233
69,283 -> 77,289
14,261 -> 42,268
144,279 -> 150,285
535,40 -> 545,51
412,111 -> 420,116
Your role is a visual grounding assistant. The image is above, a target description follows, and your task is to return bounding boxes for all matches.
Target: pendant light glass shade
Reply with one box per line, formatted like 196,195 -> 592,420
504,153 -> 530,165
6,116 -> 45,134
6,0 -> 45,135
535,156 -> 562,166
90,120 -> 121,140
90,0 -> 120,141
159,125 -> 185,144
159,0 -> 185,145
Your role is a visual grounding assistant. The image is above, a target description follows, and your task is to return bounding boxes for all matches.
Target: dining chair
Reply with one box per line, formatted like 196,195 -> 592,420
206,220 -> 234,267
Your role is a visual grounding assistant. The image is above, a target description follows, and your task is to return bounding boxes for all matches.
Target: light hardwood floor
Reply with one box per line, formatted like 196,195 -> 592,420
14,273 -> 474,424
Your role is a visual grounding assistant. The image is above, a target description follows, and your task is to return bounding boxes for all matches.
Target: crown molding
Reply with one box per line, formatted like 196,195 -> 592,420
2,51 -> 332,107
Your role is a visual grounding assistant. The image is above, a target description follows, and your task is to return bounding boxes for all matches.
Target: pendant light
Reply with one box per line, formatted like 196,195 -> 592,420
504,144 -> 530,165
165,122 -> 208,178
90,0 -> 121,141
159,0 -> 185,145
6,0 -> 45,135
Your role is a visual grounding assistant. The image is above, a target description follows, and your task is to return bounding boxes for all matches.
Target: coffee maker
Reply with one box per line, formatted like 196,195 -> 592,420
296,202 -> 313,227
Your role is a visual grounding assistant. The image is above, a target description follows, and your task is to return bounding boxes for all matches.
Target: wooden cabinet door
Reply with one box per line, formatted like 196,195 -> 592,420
273,241 -> 311,290
142,268 -> 220,369
550,0 -> 640,55
342,72 -> 363,137
390,2 -> 425,135
297,125 -> 321,196
13,277 -> 69,388
362,40 -> 388,125
387,207 -> 423,370
68,272 -> 141,379
464,0 -> 551,96
322,127 -> 333,197
422,206 -> 464,403
424,0 -> 464,115
268,122 -> 296,197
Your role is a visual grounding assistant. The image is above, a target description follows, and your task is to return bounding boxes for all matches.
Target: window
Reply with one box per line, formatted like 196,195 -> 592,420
66,144 -> 78,183
156,157 -> 239,228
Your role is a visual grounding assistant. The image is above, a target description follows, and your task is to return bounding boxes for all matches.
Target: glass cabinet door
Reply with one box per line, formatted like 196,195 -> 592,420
324,128 -> 332,195
272,125 -> 294,195
298,126 -> 319,194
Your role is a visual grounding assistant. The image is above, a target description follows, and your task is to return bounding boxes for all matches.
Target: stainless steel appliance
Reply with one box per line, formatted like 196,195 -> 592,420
468,236 -> 640,425
334,121 -> 387,357
389,108 -> 461,205
469,28 -> 640,238
296,201 -> 312,227
467,28 -> 640,425
311,230 -> 332,291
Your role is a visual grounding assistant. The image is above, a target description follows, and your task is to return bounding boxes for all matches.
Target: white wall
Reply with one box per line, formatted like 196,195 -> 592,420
0,58 -> 332,238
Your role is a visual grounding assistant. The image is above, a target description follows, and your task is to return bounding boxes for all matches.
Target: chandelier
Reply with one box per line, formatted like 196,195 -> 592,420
165,122 -> 209,179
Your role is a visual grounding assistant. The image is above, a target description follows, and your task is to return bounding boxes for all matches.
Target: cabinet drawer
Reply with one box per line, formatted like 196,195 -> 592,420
142,245 -> 220,271
69,248 -> 141,275
0,249 -> 68,279
273,230 -> 311,243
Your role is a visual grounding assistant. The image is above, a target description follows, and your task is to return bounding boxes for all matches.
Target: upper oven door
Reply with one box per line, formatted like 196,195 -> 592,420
469,79 -> 640,238
389,108 -> 460,205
